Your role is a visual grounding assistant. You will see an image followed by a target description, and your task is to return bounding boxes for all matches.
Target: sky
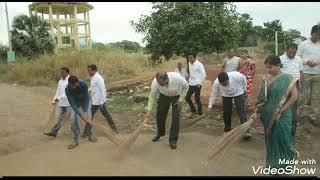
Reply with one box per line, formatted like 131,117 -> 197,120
0,2 -> 319,47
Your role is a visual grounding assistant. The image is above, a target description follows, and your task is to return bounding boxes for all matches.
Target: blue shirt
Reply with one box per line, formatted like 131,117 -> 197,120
65,80 -> 90,117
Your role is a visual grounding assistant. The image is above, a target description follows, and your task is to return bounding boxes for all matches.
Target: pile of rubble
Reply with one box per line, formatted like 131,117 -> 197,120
107,81 -> 151,96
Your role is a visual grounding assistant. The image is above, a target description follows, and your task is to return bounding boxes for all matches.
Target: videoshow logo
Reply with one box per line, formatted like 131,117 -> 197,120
252,158 -> 317,175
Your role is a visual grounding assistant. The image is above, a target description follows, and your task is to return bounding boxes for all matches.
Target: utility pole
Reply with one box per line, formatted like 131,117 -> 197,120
4,2 -> 15,63
5,2 -> 12,51
275,31 -> 278,55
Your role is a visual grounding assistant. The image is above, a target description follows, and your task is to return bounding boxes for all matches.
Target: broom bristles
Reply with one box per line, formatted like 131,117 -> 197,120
93,121 -> 124,145
203,115 -> 254,163
114,117 -> 149,159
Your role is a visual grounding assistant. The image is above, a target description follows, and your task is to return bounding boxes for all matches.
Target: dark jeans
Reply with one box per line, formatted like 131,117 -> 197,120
83,103 -> 118,136
185,85 -> 202,115
222,94 -> 247,131
156,93 -> 181,143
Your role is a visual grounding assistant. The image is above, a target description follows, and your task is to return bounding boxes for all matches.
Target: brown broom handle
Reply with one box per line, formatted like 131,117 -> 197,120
77,110 -> 122,145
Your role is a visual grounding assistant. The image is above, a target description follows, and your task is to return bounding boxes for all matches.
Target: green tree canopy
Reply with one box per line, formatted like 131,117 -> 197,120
108,40 -> 142,53
11,14 -> 55,59
131,2 -> 241,63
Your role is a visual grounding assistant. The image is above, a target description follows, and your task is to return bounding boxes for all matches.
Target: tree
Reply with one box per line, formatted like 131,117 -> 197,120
131,2 -> 241,63
92,42 -> 106,51
237,13 -> 256,47
0,44 -> 8,63
11,14 -> 55,59
108,40 -> 142,53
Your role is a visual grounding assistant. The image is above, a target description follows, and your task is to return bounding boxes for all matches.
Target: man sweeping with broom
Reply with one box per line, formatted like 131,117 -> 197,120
65,75 -> 92,149
207,71 -> 252,139
144,72 -> 189,149
44,67 -> 70,138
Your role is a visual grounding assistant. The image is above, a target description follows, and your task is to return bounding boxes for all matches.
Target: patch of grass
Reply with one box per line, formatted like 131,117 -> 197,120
0,50 -> 184,87
108,95 -> 146,113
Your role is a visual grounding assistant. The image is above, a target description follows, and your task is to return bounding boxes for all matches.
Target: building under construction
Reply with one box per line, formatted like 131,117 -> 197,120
28,2 -> 94,50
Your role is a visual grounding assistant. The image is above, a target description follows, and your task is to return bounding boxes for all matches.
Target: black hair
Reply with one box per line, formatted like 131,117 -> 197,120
264,55 -> 283,68
218,72 -> 229,83
68,75 -> 78,85
241,49 -> 248,54
87,64 -> 97,71
61,67 -> 69,73
187,52 -> 197,58
156,72 -> 168,81
287,43 -> 298,50
311,24 -> 320,35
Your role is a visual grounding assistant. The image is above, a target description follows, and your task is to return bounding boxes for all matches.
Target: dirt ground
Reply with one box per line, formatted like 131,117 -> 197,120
0,50 -> 319,176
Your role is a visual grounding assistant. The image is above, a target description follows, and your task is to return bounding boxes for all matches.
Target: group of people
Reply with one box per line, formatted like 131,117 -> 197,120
44,23 -> 319,173
44,64 -> 118,149
144,24 -> 320,172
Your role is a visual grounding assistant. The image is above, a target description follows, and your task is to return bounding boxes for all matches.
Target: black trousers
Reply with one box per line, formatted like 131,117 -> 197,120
84,103 -> 118,136
292,80 -> 299,138
156,93 -> 181,143
185,85 -> 202,115
222,94 -> 247,131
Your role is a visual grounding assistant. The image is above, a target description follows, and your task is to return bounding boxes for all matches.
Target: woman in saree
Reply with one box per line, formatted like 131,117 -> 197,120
252,55 -> 299,172
239,49 -> 256,108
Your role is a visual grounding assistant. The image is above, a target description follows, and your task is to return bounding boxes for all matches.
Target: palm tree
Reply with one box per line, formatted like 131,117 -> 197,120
11,14 -> 55,59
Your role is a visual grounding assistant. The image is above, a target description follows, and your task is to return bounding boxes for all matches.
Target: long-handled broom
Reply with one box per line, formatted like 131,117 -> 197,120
113,116 -> 149,160
44,103 -> 123,145
201,114 -> 255,165
77,112 -> 124,145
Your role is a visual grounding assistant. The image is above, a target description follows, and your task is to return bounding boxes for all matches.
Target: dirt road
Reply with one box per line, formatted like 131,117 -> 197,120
0,82 -> 319,176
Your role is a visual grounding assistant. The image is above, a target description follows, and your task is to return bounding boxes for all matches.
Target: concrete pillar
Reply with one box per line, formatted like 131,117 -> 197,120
48,5 -> 54,36
57,14 -> 62,47
29,6 -> 32,17
65,14 -> 68,34
73,5 -> 79,50
48,5 -> 57,52
84,12 -> 88,47
87,11 -> 92,49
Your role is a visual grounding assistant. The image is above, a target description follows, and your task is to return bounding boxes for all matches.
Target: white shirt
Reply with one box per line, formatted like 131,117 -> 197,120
175,67 -> 188,80
53,75 -> 70,107
188,59 -> 206,86
151,72 -> 188,97
223,56 -> 241,73
90,72 -> 107,105
296,39 -> 320,74
280,53 -> 303,80
208,71 -> 247,108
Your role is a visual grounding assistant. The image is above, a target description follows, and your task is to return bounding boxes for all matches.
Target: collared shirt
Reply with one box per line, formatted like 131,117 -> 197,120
296,39 -> 320,75
53,75 -> 70,107
188,59 -> 206,86
147,72 -> 189,112
280,53 -> 303,80
175,67 -> 188,80
223,56 -> 241,73
89,72 -> 107,105
65,80 -> 90,116
208,71 -> 247,108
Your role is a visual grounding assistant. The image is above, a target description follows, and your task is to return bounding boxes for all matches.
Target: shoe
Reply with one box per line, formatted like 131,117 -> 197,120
88,136 -> 98,142
67,142 -> 79,149
111,127 -> 119,134
81,133 -> 88,138
152,135 -> 161,142
243,132 -> 252,140
44,132 -> 57,137
224,127 -> 232,132
170,142 -> 177,149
